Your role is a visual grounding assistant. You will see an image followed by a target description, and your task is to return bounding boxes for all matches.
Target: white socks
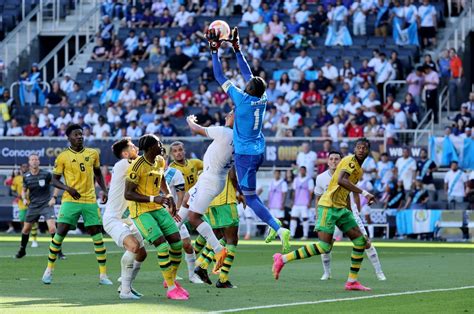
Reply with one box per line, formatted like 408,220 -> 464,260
245,217 -> 253,237
302,220 -> 309,238
289,219 -> 297,237
177,206 -> 189,227
131,260 -> 142,282
365,244 -> 383,274
120,250 -> 136,294
185,252 -> 196,278
368,225 -> 375,238
321,253 -> 332,274
196,221 -> 223,253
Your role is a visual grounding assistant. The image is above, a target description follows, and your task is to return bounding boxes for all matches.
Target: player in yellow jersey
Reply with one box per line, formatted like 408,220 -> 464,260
194,169 -> 244,289
124,134 -> 188,300
169,141 -> 207,283
272,138 -> 376,291
42,124 -> 110,285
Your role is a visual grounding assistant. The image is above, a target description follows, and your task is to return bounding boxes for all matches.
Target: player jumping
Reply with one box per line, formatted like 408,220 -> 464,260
42,124 -> 111,285
103,138 -> 147,300
273,138 -> 375,291
207,27 -> 291,253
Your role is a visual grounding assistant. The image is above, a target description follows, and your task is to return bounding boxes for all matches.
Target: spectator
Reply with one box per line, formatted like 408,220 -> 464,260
76,114 -> 91,131
321,58 -> 339,83
41,118 -> 57,136
37,107 -> 55,128
403,178 -> 429,209
140,8 -> 155,28
253,16 -> 267,36
461,92 -> 474,111
327,95 -> 343,117
92,115 -> 111,138
108,39 -> 126,60
402,93 -> 419,128
151,0 -> 167,16
173,5 -> 191,28
99,15 -> 114,48
165,46 -> 192,72
316,139 -> 332,174
131,38 -> 147,62
437,49 -> 451,83
350,0 -> 370,36
287,107 -> 302,129
276,73 -> 291,94
396,147 -> 417,193
269,14 -> 284,36
416,148 -> 438,201
23,115 -> 41,137
118,83 -> 137,107
165,93 -> 184,117
273,116 -> 292,137
265,80 -> 283,105
423,65 -> 440,123
302,82 -> 322,106
417,0 -> 437,48
406,66 -> 424,106
124,30 -> 139,55
157,8 -> 173,28
362,151 -> 377,182
295,3 -> 310,24
54,109 -> 72,128
200,60 -> 214,84
328,115 -> 345,143
445,161 -> 468,209
145,116 -> 161,134
314,106 -> 333,129
384,179 -> 405,210
159,117 -> 178,137
259,26 -> 274,47
91,38 -> 108,61
126,6 -> 143,29
423,53 -> 438,71
60,73 -> 74,94
285,82 -> 302,106
68,82 -> 87,107
126,120 -> 143,138
376,152 -> 394,192
357,58 -> 373,83
196,106 -> 214,127
374,0 -> 389,38
393,102 -> 407,130
182,38 -> 199,58
329,0 -> 349,31
346,117 -> 364,138
313,5 -> 329,37
454,103 -> 472,127
125,61 -> 145,83
211,86 -> 229,107
241,6 -> 260,26
293,49 -> 313,73
389,51 -> 404,80
124,104 -> 139,123
340,141 -> 350,156
373,53 -> 395,102
339,60 -> 356,82
357,80 -> 374,104
344,95 -> 362,115
194,83 -> 212,107
6,118 -> 23,136
262,106 -> 279,130
88,73 -> 106,97
449,48 -> 463,110
140,105 -> 156,126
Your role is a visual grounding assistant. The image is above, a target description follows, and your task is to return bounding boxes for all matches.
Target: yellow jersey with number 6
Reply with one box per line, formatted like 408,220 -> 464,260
169,159 -> 203,192
126,155 -> 165,218
53,147 -> 100,204
318,155 -> 363,209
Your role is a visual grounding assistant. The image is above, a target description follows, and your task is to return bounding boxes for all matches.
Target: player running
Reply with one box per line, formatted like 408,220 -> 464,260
42,124 -> 111,285
207,26 -> 291,253
124,134 -> 188,300
15,154 -> 60,259
315,151 -> 386,281
273,138 -> 376,291
193,170 -> 243,289
103,138 -> 147,300
168,142 -> 206,284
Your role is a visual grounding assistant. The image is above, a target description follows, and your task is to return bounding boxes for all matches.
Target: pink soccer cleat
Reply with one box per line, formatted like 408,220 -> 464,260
166,287 -> 189,300
272,253 -> 285,280
345,281 -> 372,291
175,281 -> 189,298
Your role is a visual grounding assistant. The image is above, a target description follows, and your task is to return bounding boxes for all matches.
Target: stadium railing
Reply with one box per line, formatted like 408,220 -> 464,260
383,80 -> 407,103
438,85 -> 449,124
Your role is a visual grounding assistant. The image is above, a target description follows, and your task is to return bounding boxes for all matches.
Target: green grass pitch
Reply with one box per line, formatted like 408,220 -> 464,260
0,235 -> 473,313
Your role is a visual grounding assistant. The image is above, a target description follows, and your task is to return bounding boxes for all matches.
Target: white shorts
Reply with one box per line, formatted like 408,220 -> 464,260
188,173 -> 226,215
290,205 -> 309,219
103,215 -> 144,248
178,223 -> 190,239
353,210 -> 368,237
270,208 -> 285,219
238,203 -> 255,219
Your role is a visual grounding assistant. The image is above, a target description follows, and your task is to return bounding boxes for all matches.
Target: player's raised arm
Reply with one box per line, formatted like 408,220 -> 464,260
206,29 -> 229,86
228,27 -> 253,82
186,115 -> 207,137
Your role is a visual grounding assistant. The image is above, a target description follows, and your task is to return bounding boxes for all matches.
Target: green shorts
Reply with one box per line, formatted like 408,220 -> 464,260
19,209 -> 27,222
133,209 -> 179,243
184,215 -> 210,232
57,202 -> 102,227
207,203 -> 239,229
315,206 -> 358,234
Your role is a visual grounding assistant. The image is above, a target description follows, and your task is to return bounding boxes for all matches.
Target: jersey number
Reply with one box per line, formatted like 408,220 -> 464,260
187,175 -> 195,185
253,109 -> 260,130
154,177 -> 159,187
79,163 -> 85,172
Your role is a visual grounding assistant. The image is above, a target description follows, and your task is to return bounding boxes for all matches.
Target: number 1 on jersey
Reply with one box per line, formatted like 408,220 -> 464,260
253,108 -> 260,130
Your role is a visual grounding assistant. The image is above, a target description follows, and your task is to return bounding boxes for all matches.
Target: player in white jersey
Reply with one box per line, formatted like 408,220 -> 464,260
314,151 -> 386,281
164,161 -> 204,284
103,138 -> 146,300
177,111 -> 241,273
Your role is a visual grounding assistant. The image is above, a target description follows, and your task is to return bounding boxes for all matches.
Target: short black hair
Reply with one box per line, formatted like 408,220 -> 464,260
248,77 -> 267,98
112,137 -> 132,159
381,152 -> 389,157
66,124 -> 83,137
355,137 -> 371,149
138,134 -> 162,154
300,166 -> 307,170
328,151 -> 343,158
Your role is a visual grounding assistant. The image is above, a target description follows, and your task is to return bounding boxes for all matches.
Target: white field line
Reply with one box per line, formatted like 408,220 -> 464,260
215,286 -> 474,313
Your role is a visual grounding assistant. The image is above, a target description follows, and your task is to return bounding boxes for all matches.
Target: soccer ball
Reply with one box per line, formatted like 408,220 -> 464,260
209,20 -> 231,40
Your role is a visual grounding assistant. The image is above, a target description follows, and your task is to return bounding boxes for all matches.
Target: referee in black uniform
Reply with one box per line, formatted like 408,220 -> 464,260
15,154 -> 64,259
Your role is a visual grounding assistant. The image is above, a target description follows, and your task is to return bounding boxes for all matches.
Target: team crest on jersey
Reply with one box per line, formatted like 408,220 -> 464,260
72,159 -> 77,163
349,162 -> 355,169
85,157 -> 90,162
38,179 -> 45,187
129,173 -> 137,180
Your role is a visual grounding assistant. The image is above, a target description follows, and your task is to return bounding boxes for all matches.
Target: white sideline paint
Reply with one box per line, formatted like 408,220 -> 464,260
215,286 -> 474,313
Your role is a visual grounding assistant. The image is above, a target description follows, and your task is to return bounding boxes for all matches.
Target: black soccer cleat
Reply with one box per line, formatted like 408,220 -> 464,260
58,251 -> 67,260
194,266 -> 212,285
15,249 -> 26,259
216,280 -> 236,289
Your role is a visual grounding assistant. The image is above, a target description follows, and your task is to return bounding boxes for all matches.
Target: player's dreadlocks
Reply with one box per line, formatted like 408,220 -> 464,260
355,137 -> 371,149
138,134 -> 163,155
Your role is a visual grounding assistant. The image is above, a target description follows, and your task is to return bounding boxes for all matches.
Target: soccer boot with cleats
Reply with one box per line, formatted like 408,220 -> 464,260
265,220 -> 282,243
272,253 -> 285,280
194,266 -> 212,285
280,228 -> 291,253
31,241 -> 39,248
42,268 -> 53,284
117,285 -> 143,297
320,272 -> 332,281
189,273 -> 204,284
99,275 -> 113,285
376,272 -> 387,281
166,287 -> 188,300
345,281 -> 372,291
58,251 -> 67,260
119,291 -> 141,300
216,280 -> 237,288
15,248 -> 26,259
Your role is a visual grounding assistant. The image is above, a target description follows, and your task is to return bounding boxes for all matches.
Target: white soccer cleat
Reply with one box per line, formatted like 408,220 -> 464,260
119,291 -> 141,300
117,276 -> 122,282
320,272 -> 332,281
189,273 -> 204,284
31,241 -> 39,248
376,272 -> 387,281
42,268 -> 53,284
99,275 -> 113,285
176,275 -> 183,281
300,237 -> 308,241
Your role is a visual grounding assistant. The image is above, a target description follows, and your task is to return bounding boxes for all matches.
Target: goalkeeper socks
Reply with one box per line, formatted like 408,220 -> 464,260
282,241 -> 332,263
169,240 -> 183,280
219,244 -> 236,283
365,244 -> 383,274
91,233 -> 107,275
131,260 -> 142,282
196,222 -> 223,253
185,252 -> 196,278
20,233 -> 30,250
47,233 -> 65,269
120,250 -> 136,294
289,219 -> 297,237
348,236 -> 366,282
157,242 -> 175,290
245,194 -> 281,231
193,235 -> 207,255
321,253 -> 332,275
31,223 -> 38,242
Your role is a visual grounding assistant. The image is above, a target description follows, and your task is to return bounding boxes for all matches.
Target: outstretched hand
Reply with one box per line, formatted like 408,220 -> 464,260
206,28 -> 222,52
225,27 -> 240,52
